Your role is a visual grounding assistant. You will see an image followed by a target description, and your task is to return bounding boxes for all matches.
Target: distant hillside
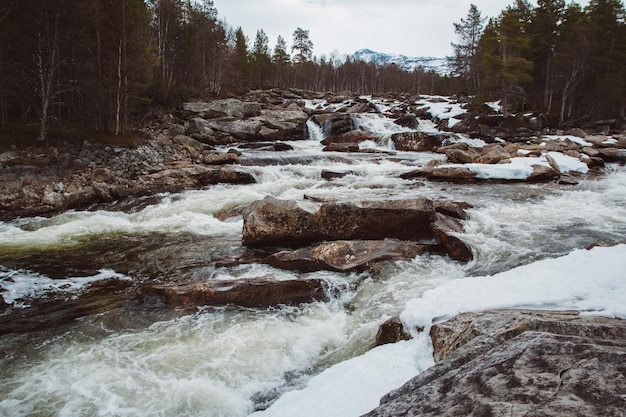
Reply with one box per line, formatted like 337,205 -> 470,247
351,49 -> 449,74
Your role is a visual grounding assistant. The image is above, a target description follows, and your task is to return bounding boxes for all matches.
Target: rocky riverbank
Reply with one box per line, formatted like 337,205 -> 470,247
1,89 -> 625,221
1,89 -> 625,417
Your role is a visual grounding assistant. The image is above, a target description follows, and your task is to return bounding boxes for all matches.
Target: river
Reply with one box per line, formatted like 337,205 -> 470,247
1,104 -> 625,417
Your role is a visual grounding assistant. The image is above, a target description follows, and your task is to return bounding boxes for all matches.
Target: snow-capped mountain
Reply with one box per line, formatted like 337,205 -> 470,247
351,49 -> 449,74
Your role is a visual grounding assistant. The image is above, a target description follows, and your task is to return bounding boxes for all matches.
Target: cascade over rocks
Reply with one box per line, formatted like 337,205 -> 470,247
365,309 -> 626,417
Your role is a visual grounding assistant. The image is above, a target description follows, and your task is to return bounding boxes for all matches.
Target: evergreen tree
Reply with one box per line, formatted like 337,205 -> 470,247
477,4 -> 533,115
229,27 -> 250,91
553,3 -> 590,125
584,0 -> 626,119
251,29 -> 272,87
272,35 -> 291,87
291,27 -> 313,64
528,0 -> 566,112
450,4 -> 486,95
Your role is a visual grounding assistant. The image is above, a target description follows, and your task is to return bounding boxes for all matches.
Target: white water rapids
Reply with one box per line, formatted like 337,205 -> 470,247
1,108 -> 626,417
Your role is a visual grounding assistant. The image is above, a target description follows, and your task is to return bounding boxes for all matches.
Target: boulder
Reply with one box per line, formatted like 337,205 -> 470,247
391,132 -> 444,152
429,166 -> 477,181
187,117 -> 215,140
323,143 -> 360,152
310,113 -> 355,136
137,278 -> 327,308
182,99 -> 261,119
201,152 -> 239,165
216,167 -> 256,184
206,118 -> 263,141
445,148 -> 480,164
375,317 -> 412,346
431,213 -> 473,262
433,200 -> 472,220
598,148 -> 626,162
321,130 -> 377,145
265,239 -> 431,272
242,197 -> 436,248
394,114 -> 418,129
321,170 -> 352,180
475,144 -> 511,164
527,164 -> 560,182
364,310 -> 626,417
251,109 -> 309,140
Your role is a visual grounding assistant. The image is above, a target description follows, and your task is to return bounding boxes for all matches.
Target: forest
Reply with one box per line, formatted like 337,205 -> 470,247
0,0 -> 624,141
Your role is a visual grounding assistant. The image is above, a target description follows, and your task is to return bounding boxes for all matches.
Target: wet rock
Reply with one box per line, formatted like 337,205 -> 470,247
391,132 -> 444,152
265,239 -> 431,273
527,164 -> 560,182
321,130 -> 377,146
433,200 -> 472,220
364,309 -> 626,417
394,114 -> 418,129
310,113 -> 354,136
321,170 -> 352,180
375,317 -> 412,346
323,142 -> 360,152
137,278 -> 327,308
431,213 -> 473,262
217,167 -> 256,184
242,196 -> 436,248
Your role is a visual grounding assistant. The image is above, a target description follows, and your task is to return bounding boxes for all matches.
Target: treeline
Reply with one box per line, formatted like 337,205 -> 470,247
1,0 -> 624,141
0,0 -> 448,140
451,0 -> 626,125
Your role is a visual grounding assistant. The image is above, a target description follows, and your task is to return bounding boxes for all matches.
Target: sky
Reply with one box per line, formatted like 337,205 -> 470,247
212,0 -> 590,59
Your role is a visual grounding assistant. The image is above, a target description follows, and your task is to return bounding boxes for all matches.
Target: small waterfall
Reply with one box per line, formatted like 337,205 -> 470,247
306,118 -> 325,141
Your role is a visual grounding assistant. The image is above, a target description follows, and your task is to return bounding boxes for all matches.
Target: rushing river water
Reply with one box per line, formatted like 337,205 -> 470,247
1,108 -> 626,417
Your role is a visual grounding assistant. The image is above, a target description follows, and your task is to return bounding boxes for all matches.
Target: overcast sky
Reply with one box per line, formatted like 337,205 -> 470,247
212,0 -> 590,59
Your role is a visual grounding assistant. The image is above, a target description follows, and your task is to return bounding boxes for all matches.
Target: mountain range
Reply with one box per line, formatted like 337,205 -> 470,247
350,49 -> 450,74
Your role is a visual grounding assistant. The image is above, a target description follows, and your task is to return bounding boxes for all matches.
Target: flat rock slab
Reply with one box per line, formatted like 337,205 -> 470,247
137,278 -> 327,309
265,239 -> 431,273
242,196 -> 436,248
364,309 -> 626,417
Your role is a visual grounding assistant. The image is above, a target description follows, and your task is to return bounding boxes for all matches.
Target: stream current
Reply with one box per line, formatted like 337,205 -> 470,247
1,111 -> 626,417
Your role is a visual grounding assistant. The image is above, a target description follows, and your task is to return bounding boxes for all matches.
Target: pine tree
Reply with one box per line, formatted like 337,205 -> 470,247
272,35 -> 291,88
553,3 -> 590,125
584,0 -> 626,119
251,29 -> 272,87
528,0 -> 566,112
291,27 -> 313,64
477,4 -> 533,116
450,4 -> 486,95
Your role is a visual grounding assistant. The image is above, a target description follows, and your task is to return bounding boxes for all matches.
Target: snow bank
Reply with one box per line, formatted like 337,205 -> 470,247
401,244 -> 626,331
250,244 -> 626,417
439,152 -> 588,180
542,135 -> 593,147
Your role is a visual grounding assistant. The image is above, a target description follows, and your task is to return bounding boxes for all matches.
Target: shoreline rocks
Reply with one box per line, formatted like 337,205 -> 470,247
365,309 -> 626,417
